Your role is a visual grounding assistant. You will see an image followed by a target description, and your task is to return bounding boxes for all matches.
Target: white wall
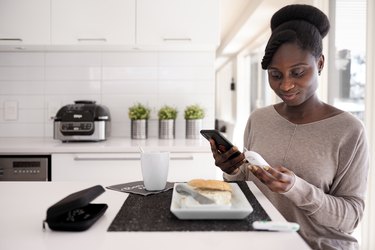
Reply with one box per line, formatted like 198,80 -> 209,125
0,51 -> 215,138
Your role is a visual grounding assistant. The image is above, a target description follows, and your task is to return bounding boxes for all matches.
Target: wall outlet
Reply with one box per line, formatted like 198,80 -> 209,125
4,101 -> 18,121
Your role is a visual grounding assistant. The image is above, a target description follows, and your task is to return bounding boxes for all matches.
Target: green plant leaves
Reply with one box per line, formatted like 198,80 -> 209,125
128,103 -> 151,120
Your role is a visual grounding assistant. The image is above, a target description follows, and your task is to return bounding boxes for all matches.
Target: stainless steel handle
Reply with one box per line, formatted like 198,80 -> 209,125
0,38 -> 23,42
77,38 -> 107,42
73,154 -> 194,161
170,156 -> 194,160
74,155 -> 139,161
163,38 -> 192,42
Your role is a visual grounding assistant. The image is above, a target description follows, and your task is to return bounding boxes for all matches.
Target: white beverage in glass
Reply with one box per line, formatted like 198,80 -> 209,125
141,151 -> 169,191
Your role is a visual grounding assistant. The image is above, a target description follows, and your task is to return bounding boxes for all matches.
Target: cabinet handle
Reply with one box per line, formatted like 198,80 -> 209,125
73,155 -> 194,161
0,38 -> 23,42
77,38 -> 107,42
162,38 -> 192,42
170,156 -> 194,160
74,155 -> 140,161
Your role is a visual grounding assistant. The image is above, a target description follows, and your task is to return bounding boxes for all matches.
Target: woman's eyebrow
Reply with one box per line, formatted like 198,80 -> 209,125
268,63 -> 309,70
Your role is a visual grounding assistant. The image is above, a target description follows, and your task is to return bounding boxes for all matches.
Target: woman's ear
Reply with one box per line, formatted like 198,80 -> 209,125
318,54 -> 325,75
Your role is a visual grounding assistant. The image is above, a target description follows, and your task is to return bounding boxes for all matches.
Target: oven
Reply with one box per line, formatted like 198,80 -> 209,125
0,155 -> 51,181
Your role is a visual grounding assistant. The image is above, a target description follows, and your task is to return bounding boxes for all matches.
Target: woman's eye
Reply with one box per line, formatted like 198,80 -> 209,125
269,71 -> 282,79
291,69 -> 305,78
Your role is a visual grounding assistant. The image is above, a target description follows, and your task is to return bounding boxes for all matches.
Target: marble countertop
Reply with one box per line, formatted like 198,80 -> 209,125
0,181 -> 311,250
0,137 -> 212,154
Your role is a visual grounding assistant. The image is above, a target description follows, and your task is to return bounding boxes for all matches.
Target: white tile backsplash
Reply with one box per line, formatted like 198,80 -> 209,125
0,81 -> 45,95
102,66 -> 158,80
0,51 -> 215,138
158,51 -> 214,66
45,67 -> 101,80
44,80 -> 101,94
102,52 -> 158,66
45,52 -> 101,66
0,67 -> 45,80
102,80 -> 157,95
0,52 -> 44,66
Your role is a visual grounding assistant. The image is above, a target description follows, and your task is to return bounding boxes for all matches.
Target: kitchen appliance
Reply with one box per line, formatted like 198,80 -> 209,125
0,155 -> 50,181
53,100 -> 111,142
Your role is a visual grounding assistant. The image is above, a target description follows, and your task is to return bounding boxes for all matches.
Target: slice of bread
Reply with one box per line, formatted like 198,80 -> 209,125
187,179 -> 232,192
186,179 -> 232,206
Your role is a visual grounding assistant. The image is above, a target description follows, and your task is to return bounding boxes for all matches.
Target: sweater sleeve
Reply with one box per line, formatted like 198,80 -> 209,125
223,163 -> 248,181
282,127 -> 369,233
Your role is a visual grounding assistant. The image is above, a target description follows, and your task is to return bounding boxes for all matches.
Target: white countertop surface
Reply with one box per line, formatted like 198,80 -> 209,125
0,181 -> 311,250
0,137 -> 211,154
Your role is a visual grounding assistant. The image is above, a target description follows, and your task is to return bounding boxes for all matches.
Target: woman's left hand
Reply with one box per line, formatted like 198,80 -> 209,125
249,165 -> 296,193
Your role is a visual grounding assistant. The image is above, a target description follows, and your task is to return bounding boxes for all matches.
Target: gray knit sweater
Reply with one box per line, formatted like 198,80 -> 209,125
224,106 -> 369,250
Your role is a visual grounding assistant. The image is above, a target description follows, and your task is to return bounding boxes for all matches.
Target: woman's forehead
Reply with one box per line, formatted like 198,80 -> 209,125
269,43 -> 316,68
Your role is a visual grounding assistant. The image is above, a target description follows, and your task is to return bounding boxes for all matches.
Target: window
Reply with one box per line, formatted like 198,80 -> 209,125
328,0 -> 367,121
328,0 -> 367,247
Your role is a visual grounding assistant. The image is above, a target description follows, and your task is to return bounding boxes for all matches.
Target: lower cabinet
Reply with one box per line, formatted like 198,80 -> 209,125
51,152 -> 222,182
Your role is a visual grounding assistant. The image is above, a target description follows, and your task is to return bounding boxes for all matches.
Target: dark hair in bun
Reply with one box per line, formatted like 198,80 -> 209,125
261,4 -> 330,69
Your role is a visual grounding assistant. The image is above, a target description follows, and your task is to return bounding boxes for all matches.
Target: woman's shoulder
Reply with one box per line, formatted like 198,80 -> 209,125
251,105 -> 275,116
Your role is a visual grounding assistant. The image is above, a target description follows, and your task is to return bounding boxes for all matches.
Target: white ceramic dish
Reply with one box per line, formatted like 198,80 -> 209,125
170,183 -> 253,220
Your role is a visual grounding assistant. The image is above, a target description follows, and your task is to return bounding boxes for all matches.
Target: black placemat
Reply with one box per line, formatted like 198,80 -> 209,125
106,181 -> 175,196
107,182 -> 271,232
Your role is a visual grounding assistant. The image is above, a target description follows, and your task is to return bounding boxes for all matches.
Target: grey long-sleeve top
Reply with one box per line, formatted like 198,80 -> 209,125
224,106 -> 369,250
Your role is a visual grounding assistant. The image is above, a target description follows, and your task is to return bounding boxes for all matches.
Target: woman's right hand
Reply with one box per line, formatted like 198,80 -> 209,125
209,139 -> 245,175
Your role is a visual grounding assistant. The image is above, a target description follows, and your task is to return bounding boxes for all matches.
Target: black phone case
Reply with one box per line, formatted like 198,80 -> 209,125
200,129 -> 234,150
200,129 -> 241,159
43,185 -> 108,232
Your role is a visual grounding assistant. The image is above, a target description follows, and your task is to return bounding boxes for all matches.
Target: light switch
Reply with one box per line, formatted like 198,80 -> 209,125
4,101 -> 18,121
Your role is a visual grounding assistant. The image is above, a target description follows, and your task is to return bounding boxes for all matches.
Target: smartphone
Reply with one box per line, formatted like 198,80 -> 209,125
200,129 -> 241,158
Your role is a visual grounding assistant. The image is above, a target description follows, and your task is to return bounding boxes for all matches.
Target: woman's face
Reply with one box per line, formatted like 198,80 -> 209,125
267,42 -> 323,106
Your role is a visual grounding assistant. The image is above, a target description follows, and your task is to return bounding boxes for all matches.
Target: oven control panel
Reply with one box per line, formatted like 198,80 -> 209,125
0,156 -> 50,181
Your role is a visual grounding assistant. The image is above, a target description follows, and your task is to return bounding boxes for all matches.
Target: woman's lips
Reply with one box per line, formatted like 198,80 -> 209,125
280,92 -> 298,101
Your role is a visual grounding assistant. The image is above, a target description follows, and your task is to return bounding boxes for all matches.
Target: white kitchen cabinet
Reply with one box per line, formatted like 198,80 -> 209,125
0,0 -> 50,45
51,0 -> 136,46
136,0 -> 220,49
52,152 -> 221,182
0,0 -> 219,50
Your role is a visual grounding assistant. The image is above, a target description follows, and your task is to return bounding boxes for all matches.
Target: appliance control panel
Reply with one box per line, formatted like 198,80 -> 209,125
60,122 -> 94,132
0,156 -> 50,181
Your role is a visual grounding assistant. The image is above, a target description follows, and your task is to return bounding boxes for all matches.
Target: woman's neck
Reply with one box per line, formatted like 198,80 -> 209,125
275,95 -> 326,124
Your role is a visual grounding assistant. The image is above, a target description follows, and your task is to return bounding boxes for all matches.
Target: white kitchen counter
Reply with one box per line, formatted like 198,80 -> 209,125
0,181 -> 311,250
0,137 -> 211,154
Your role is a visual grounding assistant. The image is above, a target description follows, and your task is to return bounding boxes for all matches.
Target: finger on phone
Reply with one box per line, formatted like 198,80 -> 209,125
209,139 -> 221,157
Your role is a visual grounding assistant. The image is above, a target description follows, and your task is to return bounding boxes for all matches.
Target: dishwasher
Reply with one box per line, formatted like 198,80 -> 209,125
0,155 -> 51,181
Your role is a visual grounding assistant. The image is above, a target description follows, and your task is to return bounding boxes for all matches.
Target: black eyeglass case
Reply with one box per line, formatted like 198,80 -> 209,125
43,185 -> 108,231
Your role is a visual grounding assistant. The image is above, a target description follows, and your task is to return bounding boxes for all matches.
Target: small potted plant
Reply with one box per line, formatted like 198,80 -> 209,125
128,103 -> 151,139
158,105 -> 178,139
184,104 -> 205,139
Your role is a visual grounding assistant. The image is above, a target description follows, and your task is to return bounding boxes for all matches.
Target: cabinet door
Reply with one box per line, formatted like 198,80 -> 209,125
169,153 -> 222,182
52,152 -> 221,182
0,0 -> 50,45
52,153 -> 142,182
137,0 -> 219,49
51,0 -> 136,45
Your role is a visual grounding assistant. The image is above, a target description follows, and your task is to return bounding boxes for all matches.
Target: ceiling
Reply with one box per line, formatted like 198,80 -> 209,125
217,0 -> 304,69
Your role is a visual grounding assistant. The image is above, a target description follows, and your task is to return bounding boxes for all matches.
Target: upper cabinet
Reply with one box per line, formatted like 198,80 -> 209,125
0,0 -> 50,45
51,0 -> 136,46
136,0 -> 220,50
0,0 -> 219,50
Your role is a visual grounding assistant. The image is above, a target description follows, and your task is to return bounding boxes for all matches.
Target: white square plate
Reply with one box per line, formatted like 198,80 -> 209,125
170,183 -> 253,220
